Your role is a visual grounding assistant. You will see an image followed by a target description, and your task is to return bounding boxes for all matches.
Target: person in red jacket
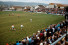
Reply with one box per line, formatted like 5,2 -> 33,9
6,43 -> 9,45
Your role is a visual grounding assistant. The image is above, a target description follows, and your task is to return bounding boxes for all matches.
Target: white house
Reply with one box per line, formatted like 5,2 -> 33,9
24,6 -> 31,11
10,6 -> 24,11
35,5 -> 46,12
35,5 -> 39,9
30,6 -> 35,12
48,3 -> 68,9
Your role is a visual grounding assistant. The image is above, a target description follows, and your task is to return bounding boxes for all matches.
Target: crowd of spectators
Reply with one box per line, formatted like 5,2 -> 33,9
6,20 -> 68,45
45,8 -> 65,15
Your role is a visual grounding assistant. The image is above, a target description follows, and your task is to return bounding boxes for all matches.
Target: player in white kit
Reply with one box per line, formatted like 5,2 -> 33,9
21,24 -> 24,30
30,19 -> 32,22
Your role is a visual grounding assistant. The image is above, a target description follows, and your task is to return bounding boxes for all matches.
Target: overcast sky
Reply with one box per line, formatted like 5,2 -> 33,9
0,0 -> 68,4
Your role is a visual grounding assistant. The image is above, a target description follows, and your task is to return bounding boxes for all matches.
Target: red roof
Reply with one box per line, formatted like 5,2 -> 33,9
49,3 -> 68,7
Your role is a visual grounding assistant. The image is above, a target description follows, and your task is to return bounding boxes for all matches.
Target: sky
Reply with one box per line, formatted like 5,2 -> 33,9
0,0 -> 68,4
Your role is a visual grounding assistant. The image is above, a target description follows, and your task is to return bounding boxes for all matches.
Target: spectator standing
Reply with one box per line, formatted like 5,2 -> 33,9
44,31 -> 47,38
19,41 -> 23,45
16,41 -> 19,45
6,43 -> 9,45
40,40 -> 43,45
52,27 -> 55,34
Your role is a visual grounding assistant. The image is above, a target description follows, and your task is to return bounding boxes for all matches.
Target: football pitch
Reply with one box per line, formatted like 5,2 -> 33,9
0,11 -> 65,45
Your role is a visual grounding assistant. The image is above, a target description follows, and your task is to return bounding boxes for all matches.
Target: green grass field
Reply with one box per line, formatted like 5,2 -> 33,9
0,11 -> 65,45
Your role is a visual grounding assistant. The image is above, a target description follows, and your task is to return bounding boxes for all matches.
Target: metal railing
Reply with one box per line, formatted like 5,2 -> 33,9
51,34 -> 66,45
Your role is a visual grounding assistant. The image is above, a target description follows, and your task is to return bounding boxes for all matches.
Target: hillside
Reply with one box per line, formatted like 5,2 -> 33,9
0,1 -> 48,6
